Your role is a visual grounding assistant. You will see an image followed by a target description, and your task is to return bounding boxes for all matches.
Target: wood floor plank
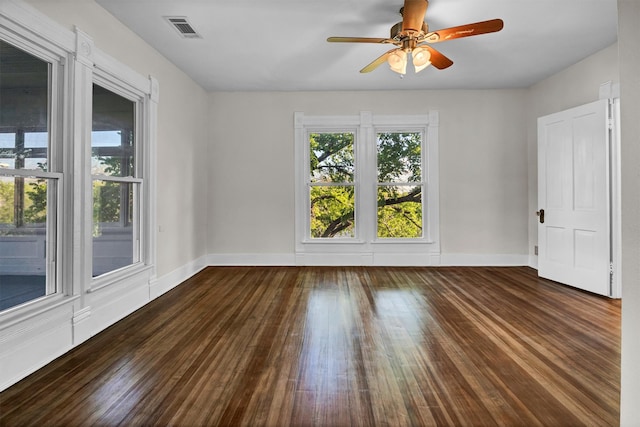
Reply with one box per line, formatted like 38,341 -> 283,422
0,266 -> 620,426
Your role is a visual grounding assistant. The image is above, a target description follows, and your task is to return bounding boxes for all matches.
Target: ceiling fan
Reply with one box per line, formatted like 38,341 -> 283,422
327,0 -> 503,75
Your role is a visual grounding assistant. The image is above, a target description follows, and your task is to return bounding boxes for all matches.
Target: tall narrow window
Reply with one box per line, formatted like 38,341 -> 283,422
376,132 -> 423,238
91,84 -> 140,277
309,132 -> 355,238
0,40 -> 60,310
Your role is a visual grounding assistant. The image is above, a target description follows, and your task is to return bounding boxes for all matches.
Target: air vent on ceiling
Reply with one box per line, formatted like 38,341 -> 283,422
164,16 -> 201,39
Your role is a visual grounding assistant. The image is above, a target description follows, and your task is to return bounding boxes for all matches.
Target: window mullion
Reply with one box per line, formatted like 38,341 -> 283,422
359,118 -> 375,244
71,29 -> 96,299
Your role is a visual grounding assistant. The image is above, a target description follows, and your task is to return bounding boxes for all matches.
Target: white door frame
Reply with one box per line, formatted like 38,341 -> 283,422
602,82 -> 622,298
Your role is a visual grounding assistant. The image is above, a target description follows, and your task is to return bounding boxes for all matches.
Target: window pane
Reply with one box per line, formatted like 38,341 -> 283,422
377,185 -> 422,238
309,132 -> 354,183
0,176 -> 52,310
0,177 -> 15,225
310,185 -> 355,238
377,132 -> 422,183
0,40 -> 49,171
0,176 -> 49,226
0,40 -> 55,311
92,180 -> 136,277
92,85 -> 135,177
24,132 -> 47,148
0,133 -> 15,149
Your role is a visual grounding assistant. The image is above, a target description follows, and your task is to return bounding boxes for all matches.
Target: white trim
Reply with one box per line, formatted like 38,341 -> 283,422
0,169 -> 62,179
609,97 -> 622,298
149,255 -> 208,300
204,252 -> 527,267
0,0 -> 75,53
71,305 -> 92,345
0,305 -> 73,392
71,306 -> 91,325
91,175 -> 143,184
600,82 -> 622,298
89,264 -> 152,292
208,253 -> 296,266
93,49 -> 150,97
439,254 -> 530,267
146,75 -> 159,282
74,27 -> 93,67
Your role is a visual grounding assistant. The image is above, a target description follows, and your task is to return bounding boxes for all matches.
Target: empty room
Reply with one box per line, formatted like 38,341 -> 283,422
0,0 -> 638,425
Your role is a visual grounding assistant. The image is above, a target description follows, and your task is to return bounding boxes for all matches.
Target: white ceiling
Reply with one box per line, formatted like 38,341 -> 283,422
94,0 -> 618,92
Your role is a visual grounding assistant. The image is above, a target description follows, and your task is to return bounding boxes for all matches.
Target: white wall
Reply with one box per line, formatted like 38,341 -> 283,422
208,90 -> 529,263
26,0 -> 210,279
0,0 -> 209,391
526,43 -> 619,266
618,0 -> 640,424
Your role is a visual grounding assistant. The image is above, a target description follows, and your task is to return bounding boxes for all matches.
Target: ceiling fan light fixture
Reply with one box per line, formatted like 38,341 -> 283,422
412,46 -> 431,73
387,49 -> 407,74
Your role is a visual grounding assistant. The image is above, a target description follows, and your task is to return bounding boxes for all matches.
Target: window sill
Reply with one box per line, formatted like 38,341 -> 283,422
301,239 -> 366,245
371,239 -> 436,244
300,239 -> 436,245
88,263 -> 153,293
0,293 -> 80,331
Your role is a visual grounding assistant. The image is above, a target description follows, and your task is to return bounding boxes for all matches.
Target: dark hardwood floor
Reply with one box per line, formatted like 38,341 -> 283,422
0,267 -> 620,426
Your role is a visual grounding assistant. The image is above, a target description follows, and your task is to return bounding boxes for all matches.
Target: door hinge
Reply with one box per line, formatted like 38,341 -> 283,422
609,262 -> 615,295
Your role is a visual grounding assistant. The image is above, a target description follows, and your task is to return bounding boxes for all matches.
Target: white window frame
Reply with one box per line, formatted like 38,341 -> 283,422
85,45 -> 158,292
294,111 -> 440,266
0,13 -> 70,314
0,2 -> 158,316
307,127 -> 360,242
90,76 -> 143,282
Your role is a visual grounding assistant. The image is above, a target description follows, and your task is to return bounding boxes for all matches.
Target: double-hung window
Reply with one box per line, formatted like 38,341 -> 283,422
309,131 -> 356,238
295,111 -> 440,265
376,130 -> 424,239
86,48 -> 157,290
91,82 -> 141,278
0,38 -> 63,311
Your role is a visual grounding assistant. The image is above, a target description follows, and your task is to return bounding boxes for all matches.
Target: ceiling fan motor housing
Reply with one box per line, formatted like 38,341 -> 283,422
391,21 -> 429,40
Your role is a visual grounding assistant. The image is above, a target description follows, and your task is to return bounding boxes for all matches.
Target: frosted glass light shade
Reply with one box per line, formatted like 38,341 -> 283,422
387,49 -> 407,74
412,47 -> 431,73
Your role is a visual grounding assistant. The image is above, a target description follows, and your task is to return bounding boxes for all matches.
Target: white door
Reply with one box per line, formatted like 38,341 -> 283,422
538,99 -> 610,296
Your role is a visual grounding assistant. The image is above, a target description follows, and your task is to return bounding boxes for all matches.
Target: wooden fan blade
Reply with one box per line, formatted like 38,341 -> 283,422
327,37 -> 394,44
423,19 -> 504,43
422,45 -> 453,69
402,0 -> 428,34
360,49 -> 395,73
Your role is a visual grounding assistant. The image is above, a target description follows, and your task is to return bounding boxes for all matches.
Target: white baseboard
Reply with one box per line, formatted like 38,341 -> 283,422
0,304 -> 73,392
438,253 -> 529,267
150,255 -> 209,300
207,252 -> 527,267
207,253 -> 296,266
